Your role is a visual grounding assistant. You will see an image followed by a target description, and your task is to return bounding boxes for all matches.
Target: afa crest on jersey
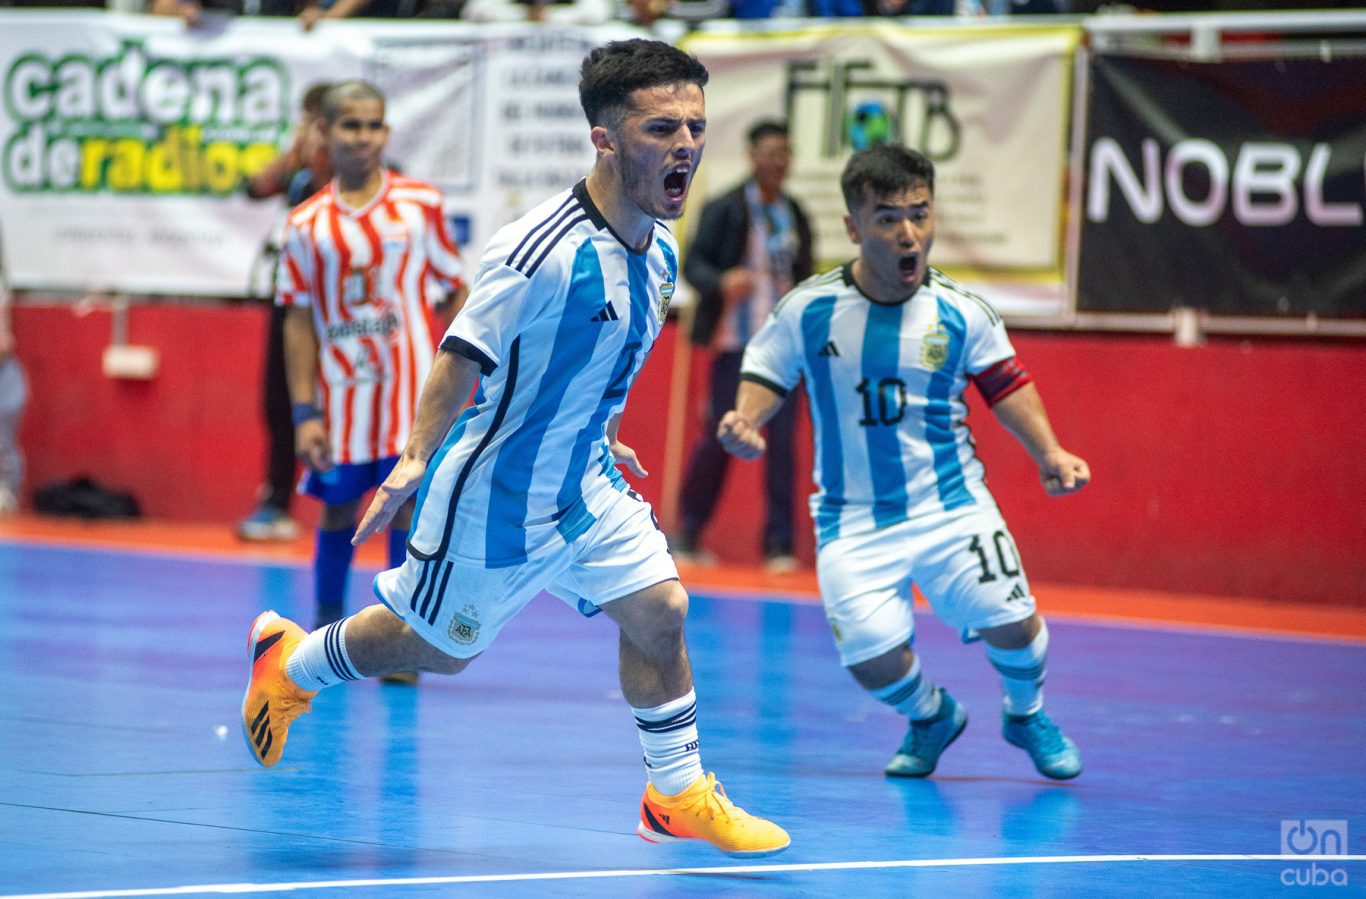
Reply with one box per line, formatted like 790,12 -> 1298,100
921,321 -> 949,371
658,279 -> 675,320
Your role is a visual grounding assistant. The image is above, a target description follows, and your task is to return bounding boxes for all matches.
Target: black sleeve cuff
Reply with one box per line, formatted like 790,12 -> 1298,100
441,336 -> 496,376
740,372 -> 790,398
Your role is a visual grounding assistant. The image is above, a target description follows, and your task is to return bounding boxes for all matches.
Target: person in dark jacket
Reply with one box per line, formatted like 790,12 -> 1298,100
677,120 -> 814,570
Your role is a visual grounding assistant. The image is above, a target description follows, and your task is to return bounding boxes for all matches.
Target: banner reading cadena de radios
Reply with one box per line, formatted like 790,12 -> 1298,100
1079,53 -> 1366,319
0,15 -> 362,295
0,15 -> 625,296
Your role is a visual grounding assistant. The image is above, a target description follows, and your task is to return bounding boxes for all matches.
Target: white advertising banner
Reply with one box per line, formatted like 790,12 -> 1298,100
0,12 -> 367,295
681,23 -> 1079,316
368,25 -> 636,271
0,14 -> 634,296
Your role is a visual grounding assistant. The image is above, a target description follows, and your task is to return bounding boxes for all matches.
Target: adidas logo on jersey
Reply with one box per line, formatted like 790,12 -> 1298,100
817,340 -> 840,357
591,302 -> 620,323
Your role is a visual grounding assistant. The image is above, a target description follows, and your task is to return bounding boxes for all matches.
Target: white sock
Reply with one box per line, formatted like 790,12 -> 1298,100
871,654 -> 942,720
986,619 -> 1049,716
633,689 -> 703,796
285,617 -> 362,690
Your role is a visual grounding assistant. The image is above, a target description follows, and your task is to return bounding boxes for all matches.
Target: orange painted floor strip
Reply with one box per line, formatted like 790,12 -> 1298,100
679,565 -> 1366,642
2,514 -> 1362,641
0,514 -> 388,565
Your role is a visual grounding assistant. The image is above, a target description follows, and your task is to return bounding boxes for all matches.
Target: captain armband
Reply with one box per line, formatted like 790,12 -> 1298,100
972,358 -> 1032,407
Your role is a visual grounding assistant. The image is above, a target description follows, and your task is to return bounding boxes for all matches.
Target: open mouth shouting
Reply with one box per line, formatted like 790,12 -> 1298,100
662,164 -> 692,209
898,253 -> 922,283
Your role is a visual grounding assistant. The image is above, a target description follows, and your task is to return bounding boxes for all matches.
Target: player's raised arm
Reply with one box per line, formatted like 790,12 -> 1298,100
718,379 -> 786,461
353,348 -> 481,544
989,381 -> 1090,496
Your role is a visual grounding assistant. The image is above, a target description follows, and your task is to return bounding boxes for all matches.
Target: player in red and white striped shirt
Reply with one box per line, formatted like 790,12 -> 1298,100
277,80 -> 466,633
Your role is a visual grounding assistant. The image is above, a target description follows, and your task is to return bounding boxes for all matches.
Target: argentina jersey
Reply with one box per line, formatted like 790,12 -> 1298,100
742,265 -> 1015,547
410,181 -> 678,567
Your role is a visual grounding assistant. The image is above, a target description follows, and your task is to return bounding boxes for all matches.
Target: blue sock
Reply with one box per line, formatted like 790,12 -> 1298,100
387,527 -> 409,570
314,528 -> 356,616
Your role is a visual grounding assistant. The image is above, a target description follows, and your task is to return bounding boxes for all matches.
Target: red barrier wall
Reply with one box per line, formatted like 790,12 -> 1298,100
14,302 -> 273,526
11,301 -> 1365,606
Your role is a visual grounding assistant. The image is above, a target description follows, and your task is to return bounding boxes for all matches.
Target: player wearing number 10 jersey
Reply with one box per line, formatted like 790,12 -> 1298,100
721,143 -> 1091,781
742,263 -> 1015,545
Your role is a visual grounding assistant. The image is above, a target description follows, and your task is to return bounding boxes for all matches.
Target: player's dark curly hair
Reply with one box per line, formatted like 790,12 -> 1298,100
840,144 -> 935,211
578,39 -> 709,129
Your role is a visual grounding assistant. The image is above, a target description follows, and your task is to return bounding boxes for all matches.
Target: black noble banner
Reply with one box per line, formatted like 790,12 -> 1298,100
1078,54 -> 1366,318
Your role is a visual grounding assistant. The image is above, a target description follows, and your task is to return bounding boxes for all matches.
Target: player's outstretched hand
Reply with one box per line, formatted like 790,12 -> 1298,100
611,441 -> 648,479
353,456 -> 427,545
1039,449 -> 1090,496
296,419 -> 332,473
718,410 -> 766,460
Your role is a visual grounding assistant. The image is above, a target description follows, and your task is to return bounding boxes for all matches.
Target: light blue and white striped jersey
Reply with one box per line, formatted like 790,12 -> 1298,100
409,181 -> 678,568
742,265 -> 1015,547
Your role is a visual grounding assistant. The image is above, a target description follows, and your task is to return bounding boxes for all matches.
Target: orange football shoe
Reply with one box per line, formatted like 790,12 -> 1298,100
637,772 -> 791,858
241,611 -> 316,768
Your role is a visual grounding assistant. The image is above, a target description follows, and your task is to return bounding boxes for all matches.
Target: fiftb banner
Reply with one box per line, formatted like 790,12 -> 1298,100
1078,53 -> 1366,318
683,24 -> 1080,318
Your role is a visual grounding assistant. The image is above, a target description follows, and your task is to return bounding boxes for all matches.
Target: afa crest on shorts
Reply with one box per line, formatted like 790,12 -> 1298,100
449,603 -> 481,646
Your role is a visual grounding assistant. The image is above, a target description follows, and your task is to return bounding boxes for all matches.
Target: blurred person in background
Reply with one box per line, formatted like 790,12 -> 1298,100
861,0 -> 952,15
145,0 -> 414,30
0,254 -> 24,517
277,81 -> 466,639
459,0 -> 614,24
237,82 -> 334,543
729,0 -> 864,17
676,120 -> 813,571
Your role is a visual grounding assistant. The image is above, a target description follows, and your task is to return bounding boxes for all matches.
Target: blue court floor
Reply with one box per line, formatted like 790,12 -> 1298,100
1,539 -> 1363,897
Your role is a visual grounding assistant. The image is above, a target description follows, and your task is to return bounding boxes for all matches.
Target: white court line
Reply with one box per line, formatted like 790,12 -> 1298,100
6,855 -> 1365,898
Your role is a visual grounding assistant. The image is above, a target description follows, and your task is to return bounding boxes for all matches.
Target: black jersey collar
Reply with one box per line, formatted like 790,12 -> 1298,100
573,179 -> 653,255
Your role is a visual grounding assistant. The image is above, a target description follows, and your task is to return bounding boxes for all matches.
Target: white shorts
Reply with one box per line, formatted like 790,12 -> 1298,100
816,505 -> 1036,667
373,487 -> 677,658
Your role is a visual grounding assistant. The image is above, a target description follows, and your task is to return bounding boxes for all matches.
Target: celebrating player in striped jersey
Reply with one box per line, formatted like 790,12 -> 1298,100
719,144 -> 1090,781
242,41 -> 789,858
276,81 -> 467,635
